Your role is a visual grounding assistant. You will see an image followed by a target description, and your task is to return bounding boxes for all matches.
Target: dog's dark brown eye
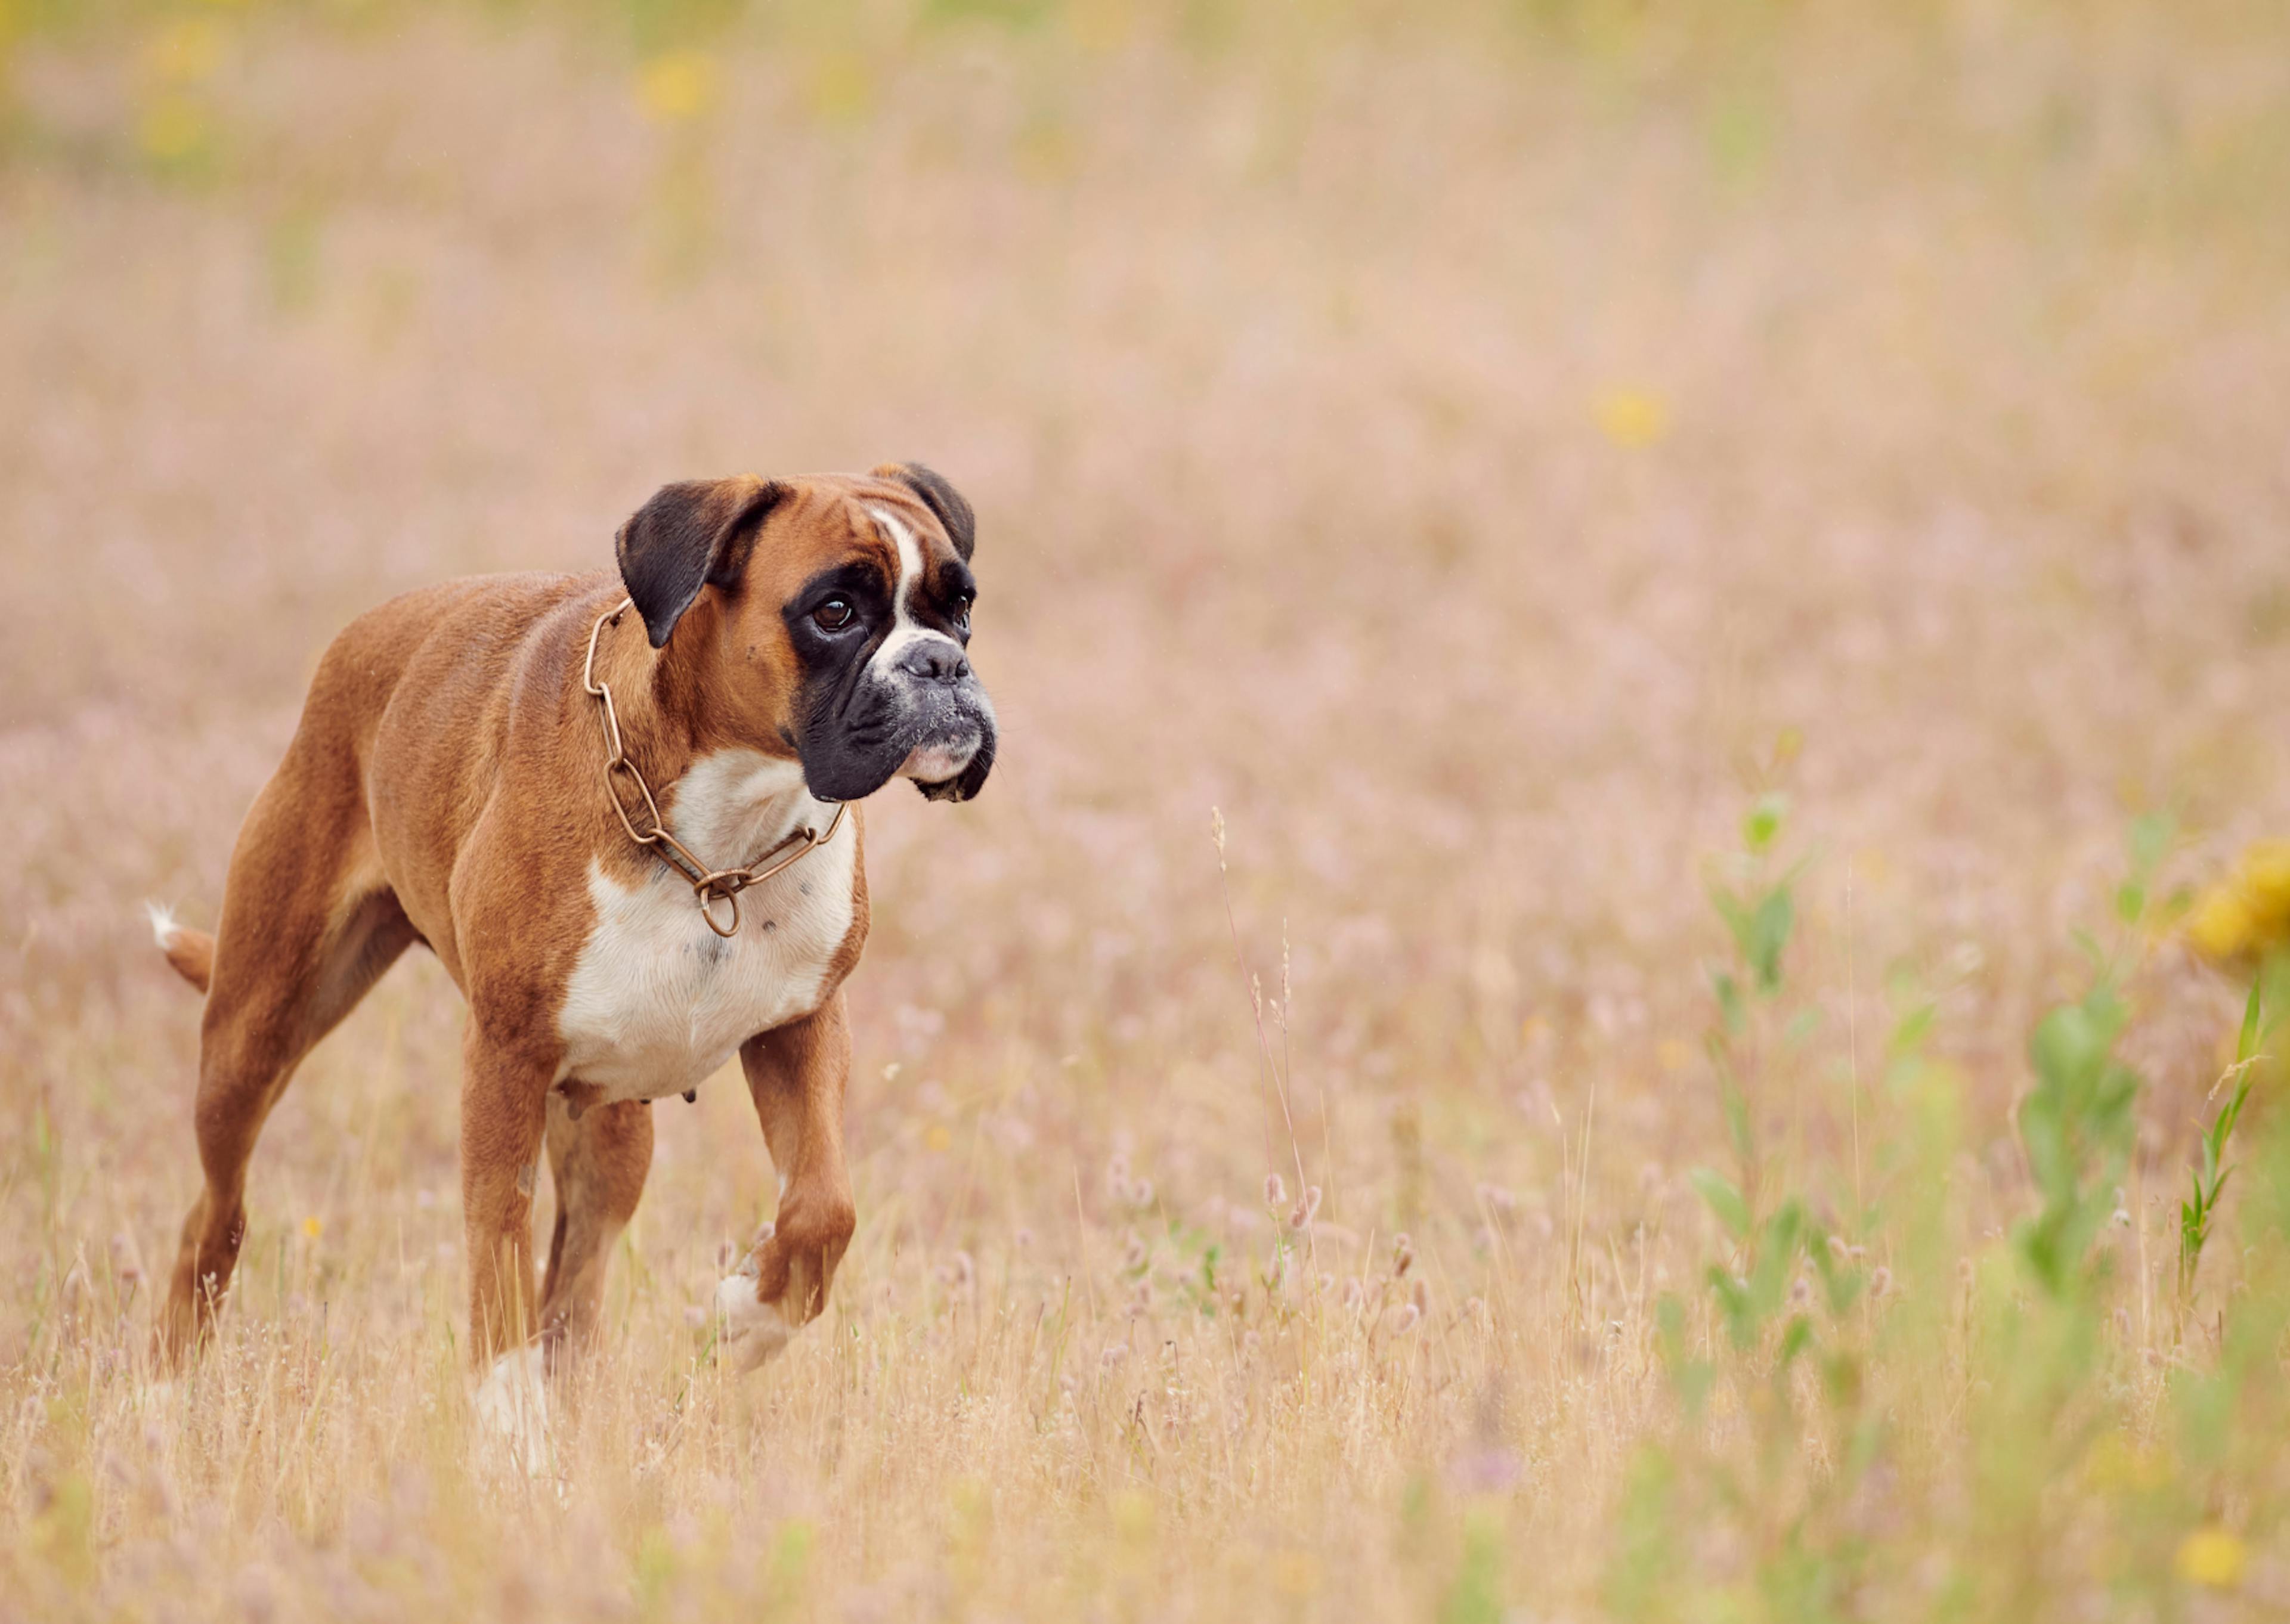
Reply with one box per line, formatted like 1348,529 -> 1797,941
813,598 -> 855,631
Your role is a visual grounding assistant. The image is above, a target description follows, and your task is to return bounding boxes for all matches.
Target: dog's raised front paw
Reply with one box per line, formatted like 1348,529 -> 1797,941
713,1270 -> 794,1372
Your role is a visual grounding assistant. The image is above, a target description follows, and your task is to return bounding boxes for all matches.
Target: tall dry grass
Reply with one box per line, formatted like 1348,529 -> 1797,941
5,2 -> 2290,1618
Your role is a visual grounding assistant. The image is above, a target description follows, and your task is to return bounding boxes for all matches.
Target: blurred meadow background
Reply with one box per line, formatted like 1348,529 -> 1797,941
7,0 -> 2290,1617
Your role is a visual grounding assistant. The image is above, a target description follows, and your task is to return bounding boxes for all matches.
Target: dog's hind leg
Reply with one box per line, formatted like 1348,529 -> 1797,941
536,1095 -> 653,1368
157,761 -> 416,1364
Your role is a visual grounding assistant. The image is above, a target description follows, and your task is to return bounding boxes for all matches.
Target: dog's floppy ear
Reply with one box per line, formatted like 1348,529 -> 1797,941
878,462 -> 975,562
615,476 -> 790,648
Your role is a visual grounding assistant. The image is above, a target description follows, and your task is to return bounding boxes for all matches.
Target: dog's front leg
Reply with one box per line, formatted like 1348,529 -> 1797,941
717,991 -> 858,1371
459,1022 -> 553,1372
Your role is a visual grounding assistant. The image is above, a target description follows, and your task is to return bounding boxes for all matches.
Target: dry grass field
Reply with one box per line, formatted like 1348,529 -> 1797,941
7,1 -> 2290,1619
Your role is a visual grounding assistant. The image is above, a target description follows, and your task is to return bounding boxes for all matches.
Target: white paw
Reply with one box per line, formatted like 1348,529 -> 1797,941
714,1272 -> 794,1372
144,901 -> 181,949
472,1345 -> 552,1470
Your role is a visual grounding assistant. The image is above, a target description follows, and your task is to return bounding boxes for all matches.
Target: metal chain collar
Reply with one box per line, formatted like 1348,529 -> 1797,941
581,597 -> 846,938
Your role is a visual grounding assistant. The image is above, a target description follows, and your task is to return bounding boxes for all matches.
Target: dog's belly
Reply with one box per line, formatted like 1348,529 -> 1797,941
555,849 -> 855,1101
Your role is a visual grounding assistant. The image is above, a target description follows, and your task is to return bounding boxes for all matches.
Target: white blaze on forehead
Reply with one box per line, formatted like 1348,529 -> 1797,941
875,506 -> 923,619
865,504 -> 963,679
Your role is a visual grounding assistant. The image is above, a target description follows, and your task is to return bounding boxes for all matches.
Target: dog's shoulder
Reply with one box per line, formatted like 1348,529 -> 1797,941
330,572 -> 599,683
301,572 -> 595,742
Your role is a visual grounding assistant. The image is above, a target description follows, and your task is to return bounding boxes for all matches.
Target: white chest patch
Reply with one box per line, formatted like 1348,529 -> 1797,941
555,750 -> 856,1101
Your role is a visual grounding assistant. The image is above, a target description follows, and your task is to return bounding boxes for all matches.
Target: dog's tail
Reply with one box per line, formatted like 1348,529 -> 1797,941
146,903 -> 215,994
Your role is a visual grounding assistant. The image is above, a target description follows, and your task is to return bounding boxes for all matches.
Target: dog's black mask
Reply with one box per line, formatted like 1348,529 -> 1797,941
780,503 -> 994,805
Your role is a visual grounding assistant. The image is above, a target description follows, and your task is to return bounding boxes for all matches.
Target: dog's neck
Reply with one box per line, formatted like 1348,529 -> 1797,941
589,594 -> 775,763
587,592 -> 824,860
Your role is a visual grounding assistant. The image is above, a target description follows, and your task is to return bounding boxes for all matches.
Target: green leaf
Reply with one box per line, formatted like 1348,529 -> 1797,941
1654,1292 -> 1715,1417
1747,888 -> 1795,993
1825,1266 -> 1864,1318
2128,810 -> 2175,878
1720,1083 -> 1753,1165
2016,981 -> 2143,1297
2236,977 -> 2265,1065
1886,1002 -> 1935,1058
2031,1000 -> 2115,1094
2219,1076 -> 2252,1146
1691,1168 -> 1751,1240
1708,1265 -> 1756,1349
1743,794 -> 1787,854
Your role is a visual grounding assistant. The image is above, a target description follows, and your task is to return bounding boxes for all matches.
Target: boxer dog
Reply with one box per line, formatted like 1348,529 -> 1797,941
148,464 -> 992,1405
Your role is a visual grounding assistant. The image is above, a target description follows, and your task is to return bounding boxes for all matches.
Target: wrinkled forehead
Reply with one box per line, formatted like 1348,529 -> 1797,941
751,478 -> 955,596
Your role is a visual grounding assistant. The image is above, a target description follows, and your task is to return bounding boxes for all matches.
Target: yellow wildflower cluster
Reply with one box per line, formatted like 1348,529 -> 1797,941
2186,839 -> 2290,962
636,50 -> 719,125
1593,387 -> 1670,449
134,14 -> 230,165
142,17 -> 227,85
2174,1526 -> 2248,1589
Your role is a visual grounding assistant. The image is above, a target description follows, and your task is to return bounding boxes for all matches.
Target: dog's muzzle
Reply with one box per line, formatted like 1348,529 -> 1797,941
800,639 -> 996,805
897,674 -> 996,803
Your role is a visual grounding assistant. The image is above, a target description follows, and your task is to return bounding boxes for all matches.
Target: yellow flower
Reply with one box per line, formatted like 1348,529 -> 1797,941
2241,838 -> 2290,926
924,1122 -> 952,1153
636,50 -> 719,124
1593,388 -> 1670,449
803,50 -> 873,125
1070,0 -> 1135,52
301,1216 -> 323,1239
142,17 -> 226,85
2174,1526 -> 2247,1589
137,96 -> 209,163
1657,1038 -> 1694,1073
2082,1433 -> 2169,1496
2187,837 -> 2290,962
2186,885 -> 2255,962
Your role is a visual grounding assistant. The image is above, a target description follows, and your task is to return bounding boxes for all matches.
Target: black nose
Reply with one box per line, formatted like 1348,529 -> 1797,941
896,640 -> 970,684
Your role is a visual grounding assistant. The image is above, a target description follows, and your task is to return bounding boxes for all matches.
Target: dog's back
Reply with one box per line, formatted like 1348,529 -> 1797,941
145,572 -> 590,996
